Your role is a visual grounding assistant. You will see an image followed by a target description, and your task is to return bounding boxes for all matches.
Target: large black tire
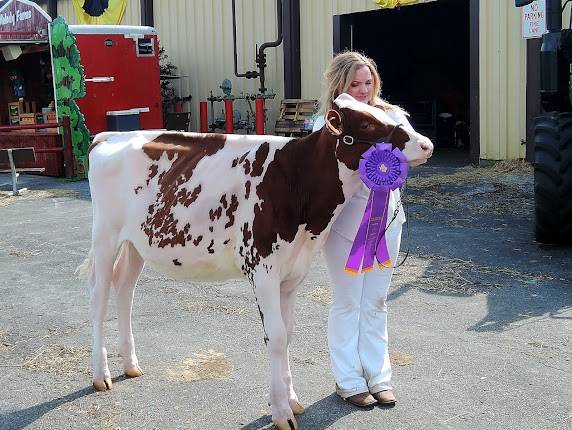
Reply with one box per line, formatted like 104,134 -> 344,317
533,112 -> 572,244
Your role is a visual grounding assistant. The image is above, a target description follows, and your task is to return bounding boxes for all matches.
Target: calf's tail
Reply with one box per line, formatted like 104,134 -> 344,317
76,242 -> 131,290
76,248 -> 94,286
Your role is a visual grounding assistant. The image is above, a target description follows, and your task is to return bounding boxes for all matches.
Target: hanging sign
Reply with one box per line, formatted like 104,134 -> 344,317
0,0 -> 52,42
522,0 -> 547,39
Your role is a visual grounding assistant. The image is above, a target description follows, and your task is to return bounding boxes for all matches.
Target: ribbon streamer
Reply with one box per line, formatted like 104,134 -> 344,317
345,143 -> 408,275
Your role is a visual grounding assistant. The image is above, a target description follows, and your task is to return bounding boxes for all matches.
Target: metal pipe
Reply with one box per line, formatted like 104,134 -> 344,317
256,0 -> 283,93
255,98 -> 265,134
199,101 -> 208,133
7,149 -> 18,196
232,0 -> 256,79
225,99 -> 234,133
232,0 -> 283,93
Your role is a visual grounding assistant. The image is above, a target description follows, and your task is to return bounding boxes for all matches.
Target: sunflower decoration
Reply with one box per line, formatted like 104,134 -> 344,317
72,0 -> 127,25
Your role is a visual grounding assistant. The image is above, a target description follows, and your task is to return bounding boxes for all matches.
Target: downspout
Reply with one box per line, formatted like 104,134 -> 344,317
256,0 -> 283,93
232,0 -> 283,94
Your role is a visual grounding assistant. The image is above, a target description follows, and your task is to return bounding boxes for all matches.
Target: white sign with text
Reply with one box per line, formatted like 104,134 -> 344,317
522,0 -> 547,39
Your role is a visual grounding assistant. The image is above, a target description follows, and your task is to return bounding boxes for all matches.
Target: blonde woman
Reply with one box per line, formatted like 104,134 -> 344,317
313,51 -> 416,408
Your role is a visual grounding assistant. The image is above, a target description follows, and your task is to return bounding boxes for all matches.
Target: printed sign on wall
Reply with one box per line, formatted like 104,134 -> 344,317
522,0 -> 548,39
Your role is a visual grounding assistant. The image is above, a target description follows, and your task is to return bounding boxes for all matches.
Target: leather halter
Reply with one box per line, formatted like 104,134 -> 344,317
341,123 -> 404,147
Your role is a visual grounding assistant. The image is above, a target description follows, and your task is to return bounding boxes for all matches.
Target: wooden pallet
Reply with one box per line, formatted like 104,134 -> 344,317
274,99 -> 318,136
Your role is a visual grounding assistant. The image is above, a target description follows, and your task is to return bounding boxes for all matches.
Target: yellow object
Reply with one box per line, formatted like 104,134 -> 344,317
372,0 -> 418,8
72,0 -> 127,25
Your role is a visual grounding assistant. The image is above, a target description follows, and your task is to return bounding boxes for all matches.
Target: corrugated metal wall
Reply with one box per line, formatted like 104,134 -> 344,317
56,0 -> 141,25
154,0 -> 284,132
480,0 -> 526,160
51,0 -> 532,160
300,0 -> 377,101
300,0 -> 436,101
301,0 -> 527,161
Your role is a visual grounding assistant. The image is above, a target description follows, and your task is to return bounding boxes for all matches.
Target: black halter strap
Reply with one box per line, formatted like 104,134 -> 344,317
341,123 -> 404,147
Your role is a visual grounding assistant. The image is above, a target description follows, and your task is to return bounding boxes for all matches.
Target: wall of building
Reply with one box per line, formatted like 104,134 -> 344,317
479,0 -> 526,160
50,0 -> 537,160
300,0 -> 527,161
54,0 -> 283,133
153,0 -> 284,133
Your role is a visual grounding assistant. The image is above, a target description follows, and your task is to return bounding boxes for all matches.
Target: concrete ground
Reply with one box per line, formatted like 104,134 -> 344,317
0,153 -> 570,430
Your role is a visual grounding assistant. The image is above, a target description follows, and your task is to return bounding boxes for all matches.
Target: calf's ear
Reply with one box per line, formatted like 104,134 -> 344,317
325,109 -> 343,136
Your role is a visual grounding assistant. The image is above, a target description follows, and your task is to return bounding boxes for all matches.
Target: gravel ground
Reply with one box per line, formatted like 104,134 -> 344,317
0,157 -> 570,430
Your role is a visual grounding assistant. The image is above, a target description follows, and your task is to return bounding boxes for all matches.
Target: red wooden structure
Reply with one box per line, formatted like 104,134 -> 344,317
0,117 -> 75,178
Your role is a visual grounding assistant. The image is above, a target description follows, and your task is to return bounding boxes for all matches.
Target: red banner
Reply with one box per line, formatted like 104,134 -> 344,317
0,0 -> 52,42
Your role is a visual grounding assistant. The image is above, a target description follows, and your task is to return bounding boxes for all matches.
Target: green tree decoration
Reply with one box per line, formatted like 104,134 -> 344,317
50,16 -> 90,178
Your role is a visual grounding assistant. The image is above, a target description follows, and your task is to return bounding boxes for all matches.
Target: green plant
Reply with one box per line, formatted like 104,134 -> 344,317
159,43 -> 191,121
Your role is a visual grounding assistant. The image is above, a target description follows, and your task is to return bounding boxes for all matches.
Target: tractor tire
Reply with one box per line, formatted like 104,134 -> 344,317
533,112 -> 572,244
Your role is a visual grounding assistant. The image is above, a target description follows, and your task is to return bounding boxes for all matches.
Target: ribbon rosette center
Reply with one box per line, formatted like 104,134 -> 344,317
344,143 -> 408,275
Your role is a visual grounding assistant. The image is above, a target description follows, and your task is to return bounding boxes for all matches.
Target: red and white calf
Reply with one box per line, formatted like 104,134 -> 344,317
78,93 -> 433,429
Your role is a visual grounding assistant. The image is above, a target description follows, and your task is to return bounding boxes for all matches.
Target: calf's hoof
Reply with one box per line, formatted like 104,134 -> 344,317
289,399 -> 305,415
274,417 -> 298,430
93,378 -> 113,391
124,366 -> 144,378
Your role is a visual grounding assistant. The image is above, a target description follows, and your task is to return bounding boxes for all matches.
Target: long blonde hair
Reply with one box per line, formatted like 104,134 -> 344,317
318,51 -> 398,115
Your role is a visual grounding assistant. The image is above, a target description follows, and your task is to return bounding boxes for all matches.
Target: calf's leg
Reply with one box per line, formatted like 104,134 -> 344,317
113,241 -> 145,378
253,274 -> 298,430
280,281 -> 304,415
90,231 -> 118,391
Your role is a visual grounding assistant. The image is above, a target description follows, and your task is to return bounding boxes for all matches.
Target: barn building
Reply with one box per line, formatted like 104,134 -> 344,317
28,0 -> 562,163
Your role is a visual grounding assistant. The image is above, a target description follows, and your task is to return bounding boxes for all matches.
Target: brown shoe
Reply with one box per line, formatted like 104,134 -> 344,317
371,389 -> 396,407
336,385 -> 377,407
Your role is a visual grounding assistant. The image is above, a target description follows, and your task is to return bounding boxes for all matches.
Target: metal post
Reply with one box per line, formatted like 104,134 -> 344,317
225,99 -> 234,133
283,0 -> 301,98
141,0 -> 154,27
255,98 -> 265,134
7,149 -> 18,196
200,101 -> 208,133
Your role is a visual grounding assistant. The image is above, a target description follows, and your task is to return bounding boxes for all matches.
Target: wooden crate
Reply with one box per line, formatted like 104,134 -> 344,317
19,113 -> 37,125
274,99 -> 318,137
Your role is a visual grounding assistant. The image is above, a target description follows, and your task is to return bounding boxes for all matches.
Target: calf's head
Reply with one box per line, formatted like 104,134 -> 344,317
324,93 -> 433,169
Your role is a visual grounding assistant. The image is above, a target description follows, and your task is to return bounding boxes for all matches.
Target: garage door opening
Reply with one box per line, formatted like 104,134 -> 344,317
334,0 -> 474,166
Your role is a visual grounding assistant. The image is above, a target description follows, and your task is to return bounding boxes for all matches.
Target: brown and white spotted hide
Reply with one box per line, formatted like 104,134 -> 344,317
83,93 -> 433,429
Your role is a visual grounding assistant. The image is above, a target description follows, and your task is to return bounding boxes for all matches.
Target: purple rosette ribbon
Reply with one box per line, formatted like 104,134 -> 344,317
344,143 -> 408,275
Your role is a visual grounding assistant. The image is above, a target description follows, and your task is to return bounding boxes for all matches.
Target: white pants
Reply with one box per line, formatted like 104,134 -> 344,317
324,199 -> 403,397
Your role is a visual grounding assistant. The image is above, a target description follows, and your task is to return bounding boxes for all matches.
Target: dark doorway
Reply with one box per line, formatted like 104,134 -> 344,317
334,0 -> 473,165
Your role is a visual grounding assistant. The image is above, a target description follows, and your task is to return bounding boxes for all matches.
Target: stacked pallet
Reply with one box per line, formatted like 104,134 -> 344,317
274,99 -> 318,137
